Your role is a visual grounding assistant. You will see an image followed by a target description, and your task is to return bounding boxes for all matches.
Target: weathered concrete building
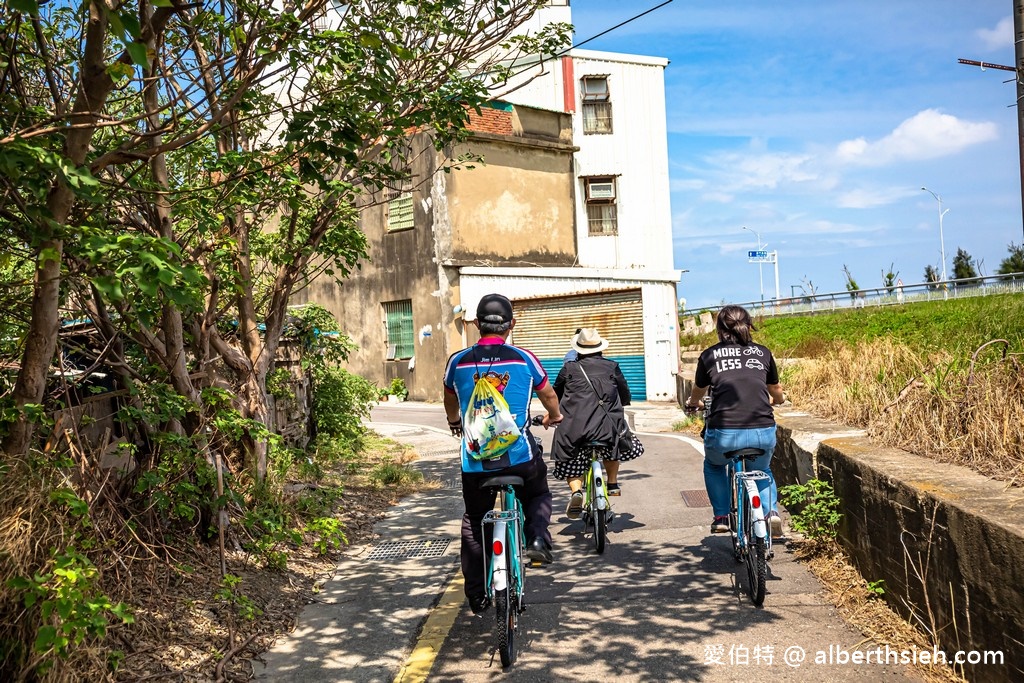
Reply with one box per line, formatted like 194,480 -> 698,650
301,2 -> 683,402
296,103 -> 579,400
483,45 -> 683,401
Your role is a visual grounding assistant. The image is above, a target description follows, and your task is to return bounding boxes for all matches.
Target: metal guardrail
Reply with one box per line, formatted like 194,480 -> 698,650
682,273 -> 1024,319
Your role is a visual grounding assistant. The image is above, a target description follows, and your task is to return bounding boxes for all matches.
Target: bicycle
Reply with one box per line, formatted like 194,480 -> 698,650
479,474 -> 531,668
687,395 -> 772,606
724,447 -> 772,606
577,441 -> 611,554
530,416 -> 611,554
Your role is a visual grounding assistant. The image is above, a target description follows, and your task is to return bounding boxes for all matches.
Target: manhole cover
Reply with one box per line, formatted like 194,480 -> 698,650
680,489 -> 712,507
366,538 -> 453,561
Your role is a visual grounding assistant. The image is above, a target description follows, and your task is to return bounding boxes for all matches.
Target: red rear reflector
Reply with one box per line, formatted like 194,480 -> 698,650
751,495 -> 761,509
492,540 -> 504,555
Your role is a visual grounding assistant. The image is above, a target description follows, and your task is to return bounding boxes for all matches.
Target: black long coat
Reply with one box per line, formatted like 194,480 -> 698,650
550,353 -> 632,463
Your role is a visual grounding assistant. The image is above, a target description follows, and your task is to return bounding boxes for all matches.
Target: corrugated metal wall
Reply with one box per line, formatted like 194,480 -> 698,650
511,289 -> 647,399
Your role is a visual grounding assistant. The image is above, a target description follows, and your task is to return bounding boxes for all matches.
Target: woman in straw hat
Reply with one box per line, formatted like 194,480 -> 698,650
550,328 -> 645,520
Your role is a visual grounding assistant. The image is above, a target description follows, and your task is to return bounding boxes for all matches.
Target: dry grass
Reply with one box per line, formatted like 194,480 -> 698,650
0,431 -> 435,682
784,337 -> 1024,486
799,541 -> 964,683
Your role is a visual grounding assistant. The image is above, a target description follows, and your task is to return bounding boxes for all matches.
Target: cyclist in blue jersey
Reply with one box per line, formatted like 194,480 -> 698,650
443,293 -> 563,615
684,305 -> 786,537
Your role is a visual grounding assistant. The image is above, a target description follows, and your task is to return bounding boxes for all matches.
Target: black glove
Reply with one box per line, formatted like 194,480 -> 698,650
448,419 -> 463,438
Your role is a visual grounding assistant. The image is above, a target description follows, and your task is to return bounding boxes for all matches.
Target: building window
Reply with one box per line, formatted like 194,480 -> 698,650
310,9 -> 330,31
386,190 -> 414,232
383,300 -> 414,360
581,75 -> 612,134
584,176 -> 618,236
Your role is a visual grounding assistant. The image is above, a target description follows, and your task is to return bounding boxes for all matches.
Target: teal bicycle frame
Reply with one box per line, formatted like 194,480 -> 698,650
482,480 -> 525,603
480,475 -> 527,667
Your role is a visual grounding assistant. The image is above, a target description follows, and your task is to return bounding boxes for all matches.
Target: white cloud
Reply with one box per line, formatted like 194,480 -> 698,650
835,109 -> 998,167
977,16 -> 1013,51
706,151 -> 818,190
836,186 -> 919,209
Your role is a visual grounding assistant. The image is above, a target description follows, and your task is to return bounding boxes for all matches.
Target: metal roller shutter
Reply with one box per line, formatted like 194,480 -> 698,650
511,289 -> 646,399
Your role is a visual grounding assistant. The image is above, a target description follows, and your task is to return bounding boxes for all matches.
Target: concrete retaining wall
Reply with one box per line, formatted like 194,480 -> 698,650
774,411 -> 1024,683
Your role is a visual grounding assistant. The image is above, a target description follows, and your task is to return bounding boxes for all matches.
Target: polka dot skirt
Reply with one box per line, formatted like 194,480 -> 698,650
552,434 -> 645,481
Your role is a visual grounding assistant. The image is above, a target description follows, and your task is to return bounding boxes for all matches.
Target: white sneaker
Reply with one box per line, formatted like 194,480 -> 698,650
768,512 -> 784,538
565,490 -> 584,520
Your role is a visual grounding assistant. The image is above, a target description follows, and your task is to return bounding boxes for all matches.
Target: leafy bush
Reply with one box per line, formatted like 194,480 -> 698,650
779,478 -> 842,543
214,575 -> 262,622
369,457 -> 423,488
312,367 -> 379,441
386,377 -> 409,400
304,517 -> 348,555
266,367 -> 295,402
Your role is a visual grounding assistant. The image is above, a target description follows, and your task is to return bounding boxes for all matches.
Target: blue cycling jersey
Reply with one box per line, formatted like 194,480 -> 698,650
443,336 -> 550,473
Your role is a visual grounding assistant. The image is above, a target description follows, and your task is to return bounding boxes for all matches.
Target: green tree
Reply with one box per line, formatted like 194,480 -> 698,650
952,248 -> 978,280
0,0 -> 570,472
0,1 -> 571,677
842,264 -> 861,301
881,263 -> 899,293
923,264 -> 941,290
997,242 -> 1024,276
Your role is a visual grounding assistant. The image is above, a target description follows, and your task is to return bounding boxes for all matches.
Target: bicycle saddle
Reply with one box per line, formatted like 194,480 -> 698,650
724,447 -> 765,460
479,475 -> 525,489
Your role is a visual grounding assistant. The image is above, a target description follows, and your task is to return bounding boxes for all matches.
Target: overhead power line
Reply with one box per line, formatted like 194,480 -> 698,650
565,0 -> 675,55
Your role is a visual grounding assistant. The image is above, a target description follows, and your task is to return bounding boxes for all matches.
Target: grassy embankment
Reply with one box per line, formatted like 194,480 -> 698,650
681,293 -> 1024,486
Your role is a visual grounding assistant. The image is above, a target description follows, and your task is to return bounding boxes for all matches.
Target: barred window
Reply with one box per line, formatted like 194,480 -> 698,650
581,75 -> 612,135
383,300 -> 414,360
386,192 -> 414,232
583,176 -> 618,236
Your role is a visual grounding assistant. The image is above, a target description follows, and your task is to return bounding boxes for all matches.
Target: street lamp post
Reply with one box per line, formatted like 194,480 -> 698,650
921,187 -> 949,283
742,226 -> 764,302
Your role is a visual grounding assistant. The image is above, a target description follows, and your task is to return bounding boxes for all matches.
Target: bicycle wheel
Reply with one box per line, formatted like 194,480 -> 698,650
495,541 -> 517,667
742,497 -> 767,606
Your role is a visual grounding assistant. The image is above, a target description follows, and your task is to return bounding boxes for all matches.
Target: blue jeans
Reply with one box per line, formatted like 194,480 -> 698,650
703,426 -> 778,518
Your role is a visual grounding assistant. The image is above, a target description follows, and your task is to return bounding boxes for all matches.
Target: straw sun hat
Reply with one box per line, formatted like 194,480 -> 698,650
571,328 -> 609,355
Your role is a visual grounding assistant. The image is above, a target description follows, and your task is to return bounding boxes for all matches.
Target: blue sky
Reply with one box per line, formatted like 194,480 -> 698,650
569,1 -> 1021,310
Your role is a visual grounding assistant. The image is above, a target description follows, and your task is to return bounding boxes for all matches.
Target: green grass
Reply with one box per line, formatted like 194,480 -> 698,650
742,293 -> 1024,358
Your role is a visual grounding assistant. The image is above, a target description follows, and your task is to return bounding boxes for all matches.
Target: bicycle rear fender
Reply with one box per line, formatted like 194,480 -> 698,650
591,460 -> 608,511
741,478 -> 767,540
491,519 -> 508,592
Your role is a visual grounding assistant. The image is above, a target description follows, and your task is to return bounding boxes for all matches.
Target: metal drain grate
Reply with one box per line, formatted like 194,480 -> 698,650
366,538 -> 453,561
680,489 -> 712,508
415,448 -> 461,458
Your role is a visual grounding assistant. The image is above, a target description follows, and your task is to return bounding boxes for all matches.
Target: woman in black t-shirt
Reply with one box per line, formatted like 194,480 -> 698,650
684,306 -> 786,537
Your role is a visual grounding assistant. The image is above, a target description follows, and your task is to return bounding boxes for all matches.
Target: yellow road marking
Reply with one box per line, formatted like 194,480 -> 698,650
393,571 -> 464,683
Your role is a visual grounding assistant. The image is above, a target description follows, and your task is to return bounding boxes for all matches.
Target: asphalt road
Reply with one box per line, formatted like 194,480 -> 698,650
259,402 -> 923,682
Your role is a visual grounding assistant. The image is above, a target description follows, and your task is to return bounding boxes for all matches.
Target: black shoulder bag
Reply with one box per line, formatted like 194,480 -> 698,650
575,360 -> 631,456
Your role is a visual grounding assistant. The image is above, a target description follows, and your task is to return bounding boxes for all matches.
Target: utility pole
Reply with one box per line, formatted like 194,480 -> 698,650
958,0 -> 1024,239
1017,0 -> 1024,241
